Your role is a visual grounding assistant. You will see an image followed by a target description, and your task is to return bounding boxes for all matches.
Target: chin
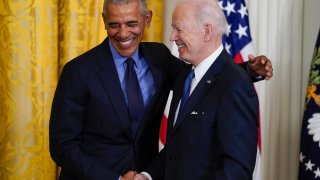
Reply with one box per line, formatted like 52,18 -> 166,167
179,55 -> 188,61
119,47 -> 137,57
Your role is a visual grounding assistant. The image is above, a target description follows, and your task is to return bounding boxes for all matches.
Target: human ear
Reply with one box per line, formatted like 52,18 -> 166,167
203,23 -> 213,41
145,10 -> 153,28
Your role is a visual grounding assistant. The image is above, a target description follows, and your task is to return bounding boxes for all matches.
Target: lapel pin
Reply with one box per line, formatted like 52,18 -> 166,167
207,78 -> 215,85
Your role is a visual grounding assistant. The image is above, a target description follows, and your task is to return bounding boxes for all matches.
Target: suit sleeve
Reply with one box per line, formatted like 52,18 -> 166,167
238,61 -> 264,82
167,49 -> 186,90
49,62 -> 119,180
215,79 -> 259,180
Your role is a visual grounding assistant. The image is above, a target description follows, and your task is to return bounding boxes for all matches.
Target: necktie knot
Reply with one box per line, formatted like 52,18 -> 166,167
126,58 -> 135,70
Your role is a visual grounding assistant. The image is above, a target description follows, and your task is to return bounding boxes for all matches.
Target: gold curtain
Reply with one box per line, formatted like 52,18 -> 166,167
0,0 -> 162,179
144,0 -> 163,42
58,0 -> 105,71
0,1 -> 58,179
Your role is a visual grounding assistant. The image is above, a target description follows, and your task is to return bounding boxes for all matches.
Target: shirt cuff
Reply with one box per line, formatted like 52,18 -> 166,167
140,172 -> 152,180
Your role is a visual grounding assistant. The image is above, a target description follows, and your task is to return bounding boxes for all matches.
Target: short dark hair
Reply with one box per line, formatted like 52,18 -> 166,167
102,0 -> 148,16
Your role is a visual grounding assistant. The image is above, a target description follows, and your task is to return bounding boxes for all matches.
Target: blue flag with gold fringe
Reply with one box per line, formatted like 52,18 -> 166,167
299,29 -> 320,180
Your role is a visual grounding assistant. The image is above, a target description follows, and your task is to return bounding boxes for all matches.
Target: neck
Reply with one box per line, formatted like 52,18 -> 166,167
193,40 -> 222,67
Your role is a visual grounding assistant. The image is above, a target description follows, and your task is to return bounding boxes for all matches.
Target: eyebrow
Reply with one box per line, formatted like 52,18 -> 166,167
108,22 -> 118,26
108,20 -> 139,25
172,23 -> 184,29
126,20 -> 139,24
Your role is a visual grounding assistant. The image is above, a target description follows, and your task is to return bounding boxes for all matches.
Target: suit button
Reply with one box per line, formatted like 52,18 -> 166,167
168,155 -> 172,160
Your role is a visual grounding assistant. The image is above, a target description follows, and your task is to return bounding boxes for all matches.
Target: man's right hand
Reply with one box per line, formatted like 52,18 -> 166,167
120,171 -> 137,180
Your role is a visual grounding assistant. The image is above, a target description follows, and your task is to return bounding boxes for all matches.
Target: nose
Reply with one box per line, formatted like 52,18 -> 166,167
119,26 -> 129,39
170,29 -> 178,42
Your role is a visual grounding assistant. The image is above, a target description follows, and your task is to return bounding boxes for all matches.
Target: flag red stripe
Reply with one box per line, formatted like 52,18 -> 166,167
159,115 -> 167,144
234,52 -> 244,63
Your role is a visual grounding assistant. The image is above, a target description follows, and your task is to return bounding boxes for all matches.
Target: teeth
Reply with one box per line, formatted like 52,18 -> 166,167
177,45 -> 185,48
119,39 -> 133,45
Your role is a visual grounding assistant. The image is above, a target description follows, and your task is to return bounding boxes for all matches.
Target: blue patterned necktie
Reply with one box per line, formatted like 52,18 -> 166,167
180,69 -> 195,110
125,58 -> 144,137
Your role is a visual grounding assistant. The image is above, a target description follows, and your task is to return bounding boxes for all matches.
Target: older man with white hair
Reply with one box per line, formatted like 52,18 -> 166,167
135,0 -> 259,179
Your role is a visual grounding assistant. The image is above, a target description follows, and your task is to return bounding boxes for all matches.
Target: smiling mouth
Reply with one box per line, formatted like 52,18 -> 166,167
176,42 -> 186,49
118,38 -> 136,47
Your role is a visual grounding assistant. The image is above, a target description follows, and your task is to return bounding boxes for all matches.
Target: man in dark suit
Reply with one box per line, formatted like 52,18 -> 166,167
136,0 -> 259,179
49,0 -> 271,180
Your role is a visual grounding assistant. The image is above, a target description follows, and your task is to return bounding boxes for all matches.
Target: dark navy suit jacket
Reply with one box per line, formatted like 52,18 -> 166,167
146,49 -> 259,180
49,38 -> 185,180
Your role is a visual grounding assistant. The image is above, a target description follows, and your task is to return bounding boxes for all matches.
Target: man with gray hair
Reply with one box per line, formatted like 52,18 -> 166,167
49,0 -> 271,179
135,0 -> 259,179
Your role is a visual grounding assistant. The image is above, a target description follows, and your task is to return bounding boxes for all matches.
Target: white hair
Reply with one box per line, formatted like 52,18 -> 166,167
176,0 -> 227,35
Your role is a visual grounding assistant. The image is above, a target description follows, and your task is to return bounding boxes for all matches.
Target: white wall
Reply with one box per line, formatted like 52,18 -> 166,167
163,0 -> 178,48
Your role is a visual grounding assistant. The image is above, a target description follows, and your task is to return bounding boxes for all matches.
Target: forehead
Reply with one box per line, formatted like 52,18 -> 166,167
105,2 -> 142,21
172,4 -> 196,27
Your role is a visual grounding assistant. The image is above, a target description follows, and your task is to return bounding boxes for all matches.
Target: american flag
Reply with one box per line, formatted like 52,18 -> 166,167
219,0 -> 255,63
298,29 -> 320,180
161,0 -> 262,178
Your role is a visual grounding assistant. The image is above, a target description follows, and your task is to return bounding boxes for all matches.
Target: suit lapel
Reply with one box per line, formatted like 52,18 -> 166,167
166,65 -> 192,128
172,49 -> 230,132
135,43 -> 165,139
172,71 -> 216,131
96,38 -> 132,138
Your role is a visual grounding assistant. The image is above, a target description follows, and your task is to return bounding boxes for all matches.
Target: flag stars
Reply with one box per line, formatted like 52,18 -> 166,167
238,3 -> 248,19
218,1 -> 224,10
226,24 -> 232,37
225,43 -> 231,54
314,167 -> 320,178
300,152 -> 305,163
220,0 -> 253,58
305,160 -> 315,171
224,1 -> 236,16
235,24 -> 248,39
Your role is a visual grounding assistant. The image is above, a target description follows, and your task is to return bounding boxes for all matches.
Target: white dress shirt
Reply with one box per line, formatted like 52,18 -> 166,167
173,44 -> 223,125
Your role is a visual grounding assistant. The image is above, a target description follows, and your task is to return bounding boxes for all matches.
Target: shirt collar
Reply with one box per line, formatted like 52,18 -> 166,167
193,44 -> 223,83
108,40 -> 141,68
